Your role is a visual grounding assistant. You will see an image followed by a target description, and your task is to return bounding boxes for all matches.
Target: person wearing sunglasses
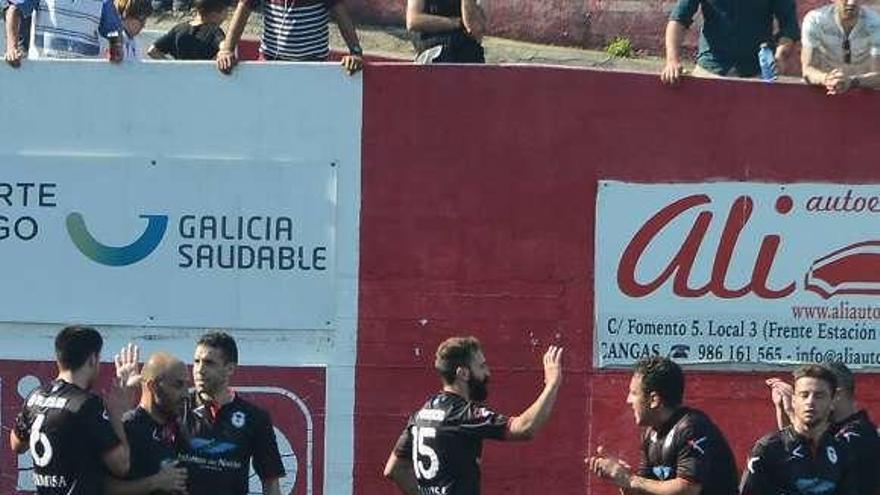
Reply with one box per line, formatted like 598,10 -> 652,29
802,0 -> 880,94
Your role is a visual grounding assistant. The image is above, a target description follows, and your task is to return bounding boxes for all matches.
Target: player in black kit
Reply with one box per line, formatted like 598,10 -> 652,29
384,336 -> 564,495
106,349 -> 190,495
182,331 -> 285,495
588,356 -> 738,495
767,362 -> 880,495
10,325 -> 131,494
742,364 -> 859,495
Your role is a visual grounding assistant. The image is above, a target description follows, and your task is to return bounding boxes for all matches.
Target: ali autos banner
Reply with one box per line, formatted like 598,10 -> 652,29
595,181 -> 880,369
0,157 -> 338,330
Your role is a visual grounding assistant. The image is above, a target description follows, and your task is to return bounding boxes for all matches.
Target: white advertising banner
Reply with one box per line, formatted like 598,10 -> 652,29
0,157 -> 336,329
596,181 -> 880,369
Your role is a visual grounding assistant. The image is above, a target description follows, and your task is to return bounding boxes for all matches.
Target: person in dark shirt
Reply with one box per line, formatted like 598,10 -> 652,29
383,336 -> 564,495
148,0 -> 227,60
106,349 -> 190,495
588,356 -> 738,495
9,325 -> 131,495
742,364 -> 858,495
660,0 -> 800,84
406,0 -> 486,63
182,331 -> 285,495
766,361 -> 880,495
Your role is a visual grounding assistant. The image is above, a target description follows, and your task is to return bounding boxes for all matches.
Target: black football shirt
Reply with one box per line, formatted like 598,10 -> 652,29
740,426 -> 858,495
394,391 -> 510,495
181,392 -> 285,495
638,407 -> 739,495
13,379 -> 121,495
123,406 -> 188,490
831,411 -> 880,495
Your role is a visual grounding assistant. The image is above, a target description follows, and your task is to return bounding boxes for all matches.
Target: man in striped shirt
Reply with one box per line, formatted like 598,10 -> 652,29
216,0 -> 363,74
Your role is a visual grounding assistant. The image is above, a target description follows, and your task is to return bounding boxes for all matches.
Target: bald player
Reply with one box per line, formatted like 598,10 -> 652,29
107,347 -> 190,495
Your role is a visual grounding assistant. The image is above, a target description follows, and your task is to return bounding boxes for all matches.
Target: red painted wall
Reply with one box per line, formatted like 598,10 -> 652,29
348,0 -> 879,52
357,65 -> 880,494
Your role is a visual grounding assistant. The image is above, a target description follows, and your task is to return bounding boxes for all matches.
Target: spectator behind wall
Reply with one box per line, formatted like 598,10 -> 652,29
661,0 -> 800,84
215,0 -> 364,75
148,0 -> 227,60
101,0 -> 152,60
406,0 -> 487,64
802,0 -> 880,94
4,0 -> 124,66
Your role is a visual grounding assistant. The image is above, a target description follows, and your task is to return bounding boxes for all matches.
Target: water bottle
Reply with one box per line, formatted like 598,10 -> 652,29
758,42 -> 777,82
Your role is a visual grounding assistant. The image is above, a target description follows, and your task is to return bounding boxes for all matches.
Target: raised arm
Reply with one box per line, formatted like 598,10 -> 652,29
506,346 -> 563,441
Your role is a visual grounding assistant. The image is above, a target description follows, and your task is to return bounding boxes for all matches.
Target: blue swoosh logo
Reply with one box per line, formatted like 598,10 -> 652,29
66,213 -> 168,266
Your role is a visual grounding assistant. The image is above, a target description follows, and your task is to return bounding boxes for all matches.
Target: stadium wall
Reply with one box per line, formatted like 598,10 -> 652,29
1,61 -> 879,495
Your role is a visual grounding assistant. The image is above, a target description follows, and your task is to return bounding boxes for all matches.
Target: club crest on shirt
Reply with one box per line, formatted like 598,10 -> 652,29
826,446 -> 837,464
652,466 -> 673,480
231,411 -> 246,428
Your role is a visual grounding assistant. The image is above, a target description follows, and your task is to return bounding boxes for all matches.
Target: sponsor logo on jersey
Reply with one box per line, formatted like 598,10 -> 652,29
652,466 -> 673,480
190,437 -> 237,455
794,477 -> 836,495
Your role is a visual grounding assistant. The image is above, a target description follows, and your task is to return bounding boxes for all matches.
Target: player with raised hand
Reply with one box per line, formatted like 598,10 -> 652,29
384,336 -> 563,495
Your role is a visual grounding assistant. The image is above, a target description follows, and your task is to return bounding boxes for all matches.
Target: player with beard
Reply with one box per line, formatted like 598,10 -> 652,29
10,325 -> 131,495
106,348 -> 190,495
383,336 -> 563,495
181,331 -> 285,495
741,364 -> 859,495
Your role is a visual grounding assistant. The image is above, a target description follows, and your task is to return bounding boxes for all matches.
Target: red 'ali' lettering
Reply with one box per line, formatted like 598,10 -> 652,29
617,194 -> 796,299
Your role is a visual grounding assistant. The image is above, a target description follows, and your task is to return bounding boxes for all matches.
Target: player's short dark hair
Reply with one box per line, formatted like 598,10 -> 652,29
197,331 -> 238,364
435,336 -> 481,385
55,325 -> 103,371
823,361 -> 854,395
633,356 -> 684,408
194,0 -> 226,14
793,364 -> 838,395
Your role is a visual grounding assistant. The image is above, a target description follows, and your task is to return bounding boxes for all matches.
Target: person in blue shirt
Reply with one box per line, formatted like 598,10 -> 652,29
4,0 -> 124,67
661,0 -> 800,84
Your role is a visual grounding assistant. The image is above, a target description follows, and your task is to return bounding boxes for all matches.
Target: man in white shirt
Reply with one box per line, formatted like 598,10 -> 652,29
4,0 -> 123,67
802,0 -> 880,94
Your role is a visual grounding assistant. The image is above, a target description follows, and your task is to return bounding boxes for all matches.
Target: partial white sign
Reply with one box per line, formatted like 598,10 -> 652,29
0,158 -> 336,329
596,181 -> 880,369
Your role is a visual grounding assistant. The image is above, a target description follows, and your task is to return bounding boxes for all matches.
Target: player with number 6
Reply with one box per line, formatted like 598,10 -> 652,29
10,325 -> 132,495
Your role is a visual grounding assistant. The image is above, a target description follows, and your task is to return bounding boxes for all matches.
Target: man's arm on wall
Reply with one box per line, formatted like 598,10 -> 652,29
4,4 -> 23,67
406,0 -> 460,33
661,21 -> 686,84
216,0 -> 252,74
